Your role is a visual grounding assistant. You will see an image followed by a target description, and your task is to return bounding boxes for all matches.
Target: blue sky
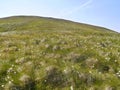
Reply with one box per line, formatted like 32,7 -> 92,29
0,0 -> 120,32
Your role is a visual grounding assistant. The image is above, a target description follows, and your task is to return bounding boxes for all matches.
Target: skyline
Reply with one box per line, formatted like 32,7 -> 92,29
0,0 -> 120,32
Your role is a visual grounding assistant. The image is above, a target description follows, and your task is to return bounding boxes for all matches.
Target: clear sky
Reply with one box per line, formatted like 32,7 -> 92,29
0,0 -> 120,32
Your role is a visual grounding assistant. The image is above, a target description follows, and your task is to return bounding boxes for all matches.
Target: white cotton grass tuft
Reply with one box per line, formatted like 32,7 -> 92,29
70,85 -> 74,90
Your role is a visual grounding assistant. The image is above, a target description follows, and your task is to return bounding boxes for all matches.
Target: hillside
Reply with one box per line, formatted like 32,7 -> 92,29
0,16 -> 120,90
0,16 -> 116,33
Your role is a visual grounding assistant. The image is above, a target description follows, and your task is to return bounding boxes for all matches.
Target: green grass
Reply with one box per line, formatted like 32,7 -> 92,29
0,16 -> 120,90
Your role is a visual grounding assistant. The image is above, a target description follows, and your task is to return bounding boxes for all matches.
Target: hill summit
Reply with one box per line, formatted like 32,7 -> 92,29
0,16 -> 120,90
0,16 -> 116,33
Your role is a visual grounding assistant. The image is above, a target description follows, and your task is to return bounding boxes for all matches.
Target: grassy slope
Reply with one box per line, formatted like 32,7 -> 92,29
0,16 -> 120,90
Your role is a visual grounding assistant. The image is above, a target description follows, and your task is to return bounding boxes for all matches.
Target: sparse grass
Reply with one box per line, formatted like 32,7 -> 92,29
0,16 -> 120,90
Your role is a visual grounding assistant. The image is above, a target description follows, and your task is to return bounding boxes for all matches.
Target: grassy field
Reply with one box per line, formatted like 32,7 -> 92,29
0,16 -> 120,90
